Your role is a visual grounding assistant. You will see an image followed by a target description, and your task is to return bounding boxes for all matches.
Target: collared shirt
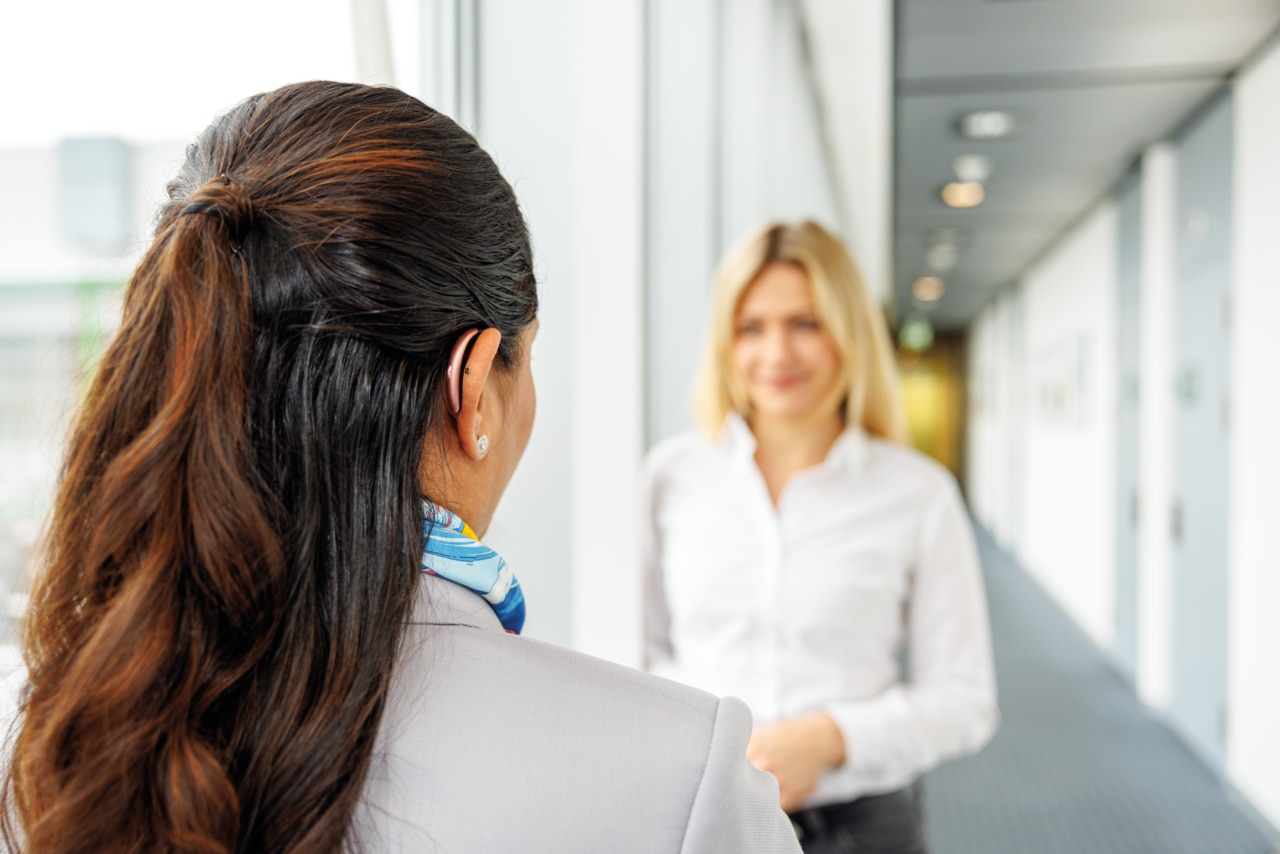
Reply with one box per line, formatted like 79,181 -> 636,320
641,414 -> 998,807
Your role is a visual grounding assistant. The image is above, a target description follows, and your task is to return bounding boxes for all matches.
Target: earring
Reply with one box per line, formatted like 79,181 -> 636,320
477,435 -> 490,457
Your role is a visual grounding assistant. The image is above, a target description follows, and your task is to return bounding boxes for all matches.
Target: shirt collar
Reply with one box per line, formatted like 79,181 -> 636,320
720,411 -> 869,474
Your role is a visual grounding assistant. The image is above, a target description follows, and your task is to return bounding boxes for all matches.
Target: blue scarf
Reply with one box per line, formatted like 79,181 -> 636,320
421,502 -> 525,634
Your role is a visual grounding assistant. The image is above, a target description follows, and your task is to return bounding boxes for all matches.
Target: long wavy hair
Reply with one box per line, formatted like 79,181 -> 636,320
693,220 -> 907,443
3,81 -> 537,852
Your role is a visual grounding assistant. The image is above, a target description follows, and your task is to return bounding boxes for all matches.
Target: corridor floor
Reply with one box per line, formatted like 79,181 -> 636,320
922,527 -> 1278,854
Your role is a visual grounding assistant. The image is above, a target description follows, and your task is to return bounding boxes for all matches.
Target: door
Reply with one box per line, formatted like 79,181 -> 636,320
1170,91 -> 1232,770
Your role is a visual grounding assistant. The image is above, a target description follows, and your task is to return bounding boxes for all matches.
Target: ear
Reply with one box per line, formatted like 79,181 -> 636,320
451,327 -> 502,462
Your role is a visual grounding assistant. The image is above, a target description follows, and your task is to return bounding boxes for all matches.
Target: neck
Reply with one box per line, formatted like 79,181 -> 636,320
750,411 -> 844,462
418,436 -> 497,538
746,411 -> 844,505
428,494 -> 493,539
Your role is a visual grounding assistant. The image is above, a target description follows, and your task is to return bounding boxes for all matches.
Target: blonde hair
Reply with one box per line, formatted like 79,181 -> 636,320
694,220 -> 908,443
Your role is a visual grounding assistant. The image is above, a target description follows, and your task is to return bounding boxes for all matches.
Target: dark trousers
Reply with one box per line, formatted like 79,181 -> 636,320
789,786 -> 927,854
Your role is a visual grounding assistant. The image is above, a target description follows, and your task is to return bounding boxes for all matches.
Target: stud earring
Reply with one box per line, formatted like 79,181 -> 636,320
477,435 -> 490,456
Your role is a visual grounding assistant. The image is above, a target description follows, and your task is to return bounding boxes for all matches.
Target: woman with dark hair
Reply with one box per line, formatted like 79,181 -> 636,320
1,82 -> 800,853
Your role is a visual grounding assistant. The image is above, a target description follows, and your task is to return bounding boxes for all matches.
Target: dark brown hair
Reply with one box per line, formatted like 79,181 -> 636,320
3,81 -> 537,852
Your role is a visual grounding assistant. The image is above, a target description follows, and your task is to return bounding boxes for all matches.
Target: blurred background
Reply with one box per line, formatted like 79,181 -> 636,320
3,1 -> 1279,850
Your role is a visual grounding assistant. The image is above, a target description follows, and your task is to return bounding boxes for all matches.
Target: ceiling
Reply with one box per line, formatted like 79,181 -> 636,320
893,0 -> 1280,329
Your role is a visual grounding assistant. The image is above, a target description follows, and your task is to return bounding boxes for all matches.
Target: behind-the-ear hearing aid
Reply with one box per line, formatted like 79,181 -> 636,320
446,328 -> 480,415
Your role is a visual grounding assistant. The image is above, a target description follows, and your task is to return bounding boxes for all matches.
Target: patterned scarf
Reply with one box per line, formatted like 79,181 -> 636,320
421,501 -> 525,634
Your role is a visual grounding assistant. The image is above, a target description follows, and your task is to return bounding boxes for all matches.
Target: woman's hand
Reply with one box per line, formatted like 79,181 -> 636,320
746,713 -> 847,812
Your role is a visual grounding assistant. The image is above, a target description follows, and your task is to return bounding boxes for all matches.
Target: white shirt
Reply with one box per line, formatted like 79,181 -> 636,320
641,414 -> 998,807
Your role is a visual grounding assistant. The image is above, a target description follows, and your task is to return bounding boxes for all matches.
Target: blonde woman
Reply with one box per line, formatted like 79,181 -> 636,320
642,221 -> 998,854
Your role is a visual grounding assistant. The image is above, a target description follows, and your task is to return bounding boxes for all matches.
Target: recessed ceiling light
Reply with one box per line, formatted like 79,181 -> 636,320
953,153 -> 993,184
957,110 -> 1020,140
941,182 -> 985,208
925,242 -> 958,272
913,276 -> 946,302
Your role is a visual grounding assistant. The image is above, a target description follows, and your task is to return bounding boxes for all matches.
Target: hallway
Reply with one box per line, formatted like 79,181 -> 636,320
923,527 -> 1278,854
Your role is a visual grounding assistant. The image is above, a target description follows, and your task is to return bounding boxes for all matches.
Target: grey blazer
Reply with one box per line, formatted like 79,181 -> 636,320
353,574 -> 802,853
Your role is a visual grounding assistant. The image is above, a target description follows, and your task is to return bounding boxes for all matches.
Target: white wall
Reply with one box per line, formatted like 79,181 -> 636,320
968,204 -> 1121,648
566,1 -> 646,667
472,0 -> 646,665
965,285 -> 1027,556
1228,37 -> 1280,830
1018,204 -> 1120,647
968,203 -> 1122,651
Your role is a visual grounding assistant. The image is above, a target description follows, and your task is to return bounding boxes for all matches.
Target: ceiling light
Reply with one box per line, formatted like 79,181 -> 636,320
925,242 -> 958,272
941,182 -> 985,208
957,110 -> 1019,140
899,317 -> 935,352
953,153 -> 993,184
912,276 -> 946,303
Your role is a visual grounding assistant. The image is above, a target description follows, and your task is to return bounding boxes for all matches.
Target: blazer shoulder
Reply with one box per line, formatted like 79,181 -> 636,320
367,623 -> 800,852
496,639 -> 801,852
512,631 -> 726,720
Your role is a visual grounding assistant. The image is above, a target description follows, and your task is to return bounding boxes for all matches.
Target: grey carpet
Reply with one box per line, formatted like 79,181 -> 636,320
922,526 -> 1278,854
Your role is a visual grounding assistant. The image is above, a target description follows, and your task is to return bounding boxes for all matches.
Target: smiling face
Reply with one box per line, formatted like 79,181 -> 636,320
731,262 -> 843,425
